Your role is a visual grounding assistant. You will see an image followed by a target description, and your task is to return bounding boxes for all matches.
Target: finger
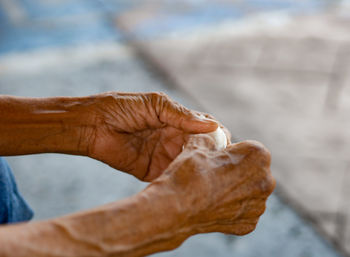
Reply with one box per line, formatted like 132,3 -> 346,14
158,95 -> 218,133
196,111 -> 232,144
225,140 -> 269,157
183,134 -> 217,151
218,219 -> 258,236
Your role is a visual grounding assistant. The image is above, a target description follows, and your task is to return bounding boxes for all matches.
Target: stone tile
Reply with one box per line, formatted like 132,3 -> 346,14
272,156 -> 346,215
256,37 -> 338,73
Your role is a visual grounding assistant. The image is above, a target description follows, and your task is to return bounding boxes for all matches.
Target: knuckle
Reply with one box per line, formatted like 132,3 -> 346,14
266,175 -> 276,195
146,92 -> 166,102
257,174 -> 276,196
228,140 -> 271,168
245,140 -> 271,168
256,202 -> 267,217
101,92 -> 117,102
153,91 -> 168,100
146,92 -> 171,115
245,199 -> 267,218
235,221 -> 258,236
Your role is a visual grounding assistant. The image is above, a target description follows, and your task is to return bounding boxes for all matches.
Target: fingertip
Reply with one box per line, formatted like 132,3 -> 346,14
185,118 -> 219,133
161,100 -> 218,133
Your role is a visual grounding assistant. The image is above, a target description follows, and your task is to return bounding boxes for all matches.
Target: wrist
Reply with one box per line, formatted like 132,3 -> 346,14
129,180 -> 193,252
0,95 -> 98,156
66,95 -> 104,156
31,95 -> 98,156
0,180 -> 194,257
61,96 -> 99,156
141,179 -> 189,227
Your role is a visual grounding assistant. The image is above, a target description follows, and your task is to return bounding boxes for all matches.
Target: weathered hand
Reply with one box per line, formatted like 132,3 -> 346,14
87,92 -> 219,181
0,94 -> 274,257
152,135 -> 275,236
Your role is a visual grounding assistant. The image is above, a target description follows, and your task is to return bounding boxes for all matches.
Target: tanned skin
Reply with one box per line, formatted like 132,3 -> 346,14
0,92 -> 275,257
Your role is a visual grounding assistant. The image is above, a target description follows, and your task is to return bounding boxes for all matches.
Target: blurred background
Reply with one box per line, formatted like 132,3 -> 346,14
0,0 -> 349,256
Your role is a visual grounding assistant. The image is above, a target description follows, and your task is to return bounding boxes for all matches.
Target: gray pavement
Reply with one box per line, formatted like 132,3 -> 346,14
0,43 -> 344,257
115,3 -> 350,255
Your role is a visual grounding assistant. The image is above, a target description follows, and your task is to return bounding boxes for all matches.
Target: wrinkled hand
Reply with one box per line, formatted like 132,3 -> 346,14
153,135 -> 275,236
87,92 -> 219,181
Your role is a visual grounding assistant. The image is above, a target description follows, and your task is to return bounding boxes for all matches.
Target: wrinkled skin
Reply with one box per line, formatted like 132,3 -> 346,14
88,92 -> 219,181
0,138 -> 275,257
151,135 -> 276,237
87,91 -> 274,235
0,92 -> 276,257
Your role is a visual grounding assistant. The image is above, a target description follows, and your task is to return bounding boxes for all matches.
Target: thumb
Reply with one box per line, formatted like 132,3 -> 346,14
159,99 -> 218,133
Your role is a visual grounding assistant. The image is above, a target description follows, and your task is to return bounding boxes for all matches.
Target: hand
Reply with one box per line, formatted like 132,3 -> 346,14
87,92 -> 219,181
151,135 -> 275,236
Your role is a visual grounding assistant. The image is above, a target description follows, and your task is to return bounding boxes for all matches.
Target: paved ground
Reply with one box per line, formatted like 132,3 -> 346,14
0,0 -> 348,256
115,1 -> 350,255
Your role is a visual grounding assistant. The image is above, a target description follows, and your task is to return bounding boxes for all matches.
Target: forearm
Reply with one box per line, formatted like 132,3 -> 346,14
0,183 -> 191,257
0,95 -> 97,156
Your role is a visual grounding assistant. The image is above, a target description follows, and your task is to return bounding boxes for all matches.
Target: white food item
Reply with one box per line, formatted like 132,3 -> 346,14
206,127 -> 227,150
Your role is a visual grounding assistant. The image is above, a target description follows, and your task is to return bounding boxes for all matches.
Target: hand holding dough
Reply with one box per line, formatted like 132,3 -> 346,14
206,127 -> 227,150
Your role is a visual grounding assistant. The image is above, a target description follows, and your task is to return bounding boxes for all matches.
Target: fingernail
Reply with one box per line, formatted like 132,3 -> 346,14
201,118 -> 217,124
192,114 -> 218,127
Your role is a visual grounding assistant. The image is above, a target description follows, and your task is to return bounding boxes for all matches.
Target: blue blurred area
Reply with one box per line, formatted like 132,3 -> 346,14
130,3 -> 244,39
0,0 -> 132,55
0,0 -> 330,55
129,0 -> 327,39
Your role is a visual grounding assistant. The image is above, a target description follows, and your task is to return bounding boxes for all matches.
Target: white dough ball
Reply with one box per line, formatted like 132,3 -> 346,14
206,127 -> 227,150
